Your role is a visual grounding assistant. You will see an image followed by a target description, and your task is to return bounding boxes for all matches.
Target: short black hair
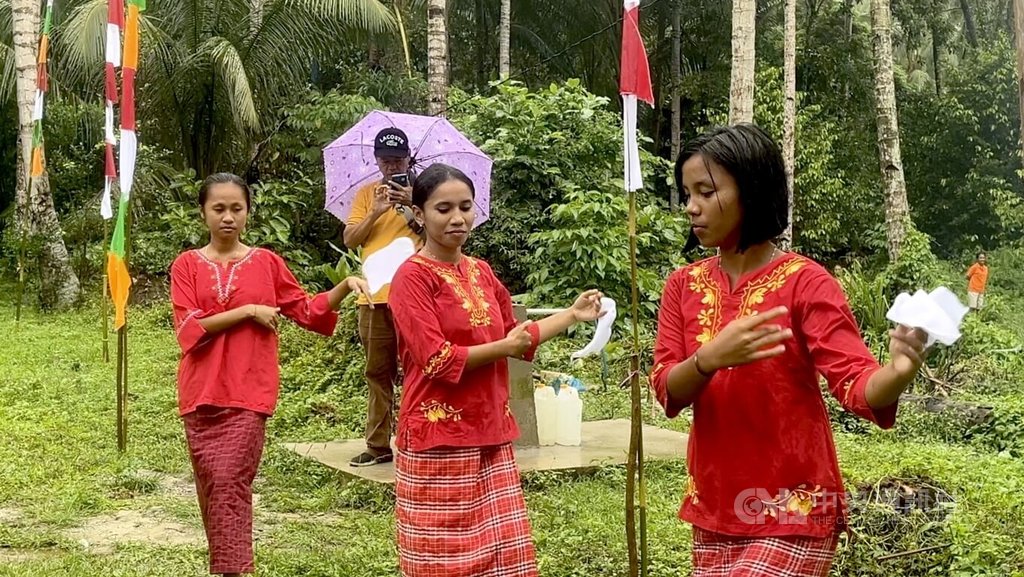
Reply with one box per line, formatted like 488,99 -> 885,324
411,163 -> 475,208
675,123 -> 789,252
199,172 -> 252,209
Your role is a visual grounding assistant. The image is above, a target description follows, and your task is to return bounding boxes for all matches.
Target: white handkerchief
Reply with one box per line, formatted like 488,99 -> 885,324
362,237 -> 416,295
571,297 -> 617,360
885,286 -> 969,347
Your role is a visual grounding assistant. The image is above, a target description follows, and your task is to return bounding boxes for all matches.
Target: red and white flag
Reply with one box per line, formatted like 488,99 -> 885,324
620,0 -> 653,192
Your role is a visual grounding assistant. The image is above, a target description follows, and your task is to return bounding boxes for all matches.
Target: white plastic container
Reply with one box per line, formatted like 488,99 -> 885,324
533,386 -> 558,446
555,385 -> 582,446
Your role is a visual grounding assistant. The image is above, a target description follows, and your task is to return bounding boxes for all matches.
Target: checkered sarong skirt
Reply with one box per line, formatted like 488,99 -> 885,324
183,406 -> 267,575
395,443 -> 538,577
692,526 -> 839,576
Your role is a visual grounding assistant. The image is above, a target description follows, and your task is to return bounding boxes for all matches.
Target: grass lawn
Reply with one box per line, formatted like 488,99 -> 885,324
1,295 -> 1023,576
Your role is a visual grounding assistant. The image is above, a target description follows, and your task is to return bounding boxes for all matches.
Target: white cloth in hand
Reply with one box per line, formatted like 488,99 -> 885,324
885,287 -> 969,347
570,297 -> 617,360
362,237 -> 416,295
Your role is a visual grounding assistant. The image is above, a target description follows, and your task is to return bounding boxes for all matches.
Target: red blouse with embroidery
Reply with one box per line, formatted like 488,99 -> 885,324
650,254 -> 898,538
170,248 -> 338,417
389,255 -> 541,452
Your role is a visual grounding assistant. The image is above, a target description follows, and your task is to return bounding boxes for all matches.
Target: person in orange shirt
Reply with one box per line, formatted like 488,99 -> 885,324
343,127 -> 424,466
966,252 -> 989,311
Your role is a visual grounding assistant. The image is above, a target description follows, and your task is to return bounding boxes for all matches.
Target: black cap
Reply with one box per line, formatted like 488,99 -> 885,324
374,127 -> 410,158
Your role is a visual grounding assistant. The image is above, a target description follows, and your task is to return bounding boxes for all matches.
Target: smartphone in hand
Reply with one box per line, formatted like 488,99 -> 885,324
390,173 -> 410,189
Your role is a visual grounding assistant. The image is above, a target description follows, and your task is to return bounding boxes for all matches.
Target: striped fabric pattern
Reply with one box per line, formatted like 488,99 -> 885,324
692,526 -> 839,577
106,0 -> 145,330
29,0 -> 54,178
395,443 -> 538,577
101,0 -> 122,220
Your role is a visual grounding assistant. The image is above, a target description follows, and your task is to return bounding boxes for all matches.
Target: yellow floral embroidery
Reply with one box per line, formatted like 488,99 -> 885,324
739,257 -> 807,317
841,379 -> 856,406
413,256 -> 492,327
687,264 -> 722,345
760,484 -> 823,518
684,476 -> 700,505
650,362 -> 667,384
424,341 -> 455,377
421,400 -> 463,423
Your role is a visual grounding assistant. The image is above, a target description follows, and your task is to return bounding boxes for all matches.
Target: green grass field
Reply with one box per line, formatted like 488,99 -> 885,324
1,298 -> 1023,576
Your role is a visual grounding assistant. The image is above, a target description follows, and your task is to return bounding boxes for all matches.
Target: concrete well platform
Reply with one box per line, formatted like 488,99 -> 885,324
283,418 -> 687,484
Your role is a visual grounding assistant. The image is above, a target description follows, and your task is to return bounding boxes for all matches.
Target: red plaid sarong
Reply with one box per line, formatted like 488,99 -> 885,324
395,443 -> 538,577
183,406 -> 267,575
692,527 -> 838,576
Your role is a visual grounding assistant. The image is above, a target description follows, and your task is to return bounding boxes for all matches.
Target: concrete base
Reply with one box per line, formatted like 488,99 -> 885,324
283,419 -> 687,484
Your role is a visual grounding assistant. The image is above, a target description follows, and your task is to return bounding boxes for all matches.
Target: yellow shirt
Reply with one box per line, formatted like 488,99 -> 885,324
346,182 -> 423,305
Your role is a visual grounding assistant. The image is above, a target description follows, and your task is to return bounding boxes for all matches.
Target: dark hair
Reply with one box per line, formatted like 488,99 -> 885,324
199,172 -> 251,209
411,163 -> 475,208
675,124 -> 789,252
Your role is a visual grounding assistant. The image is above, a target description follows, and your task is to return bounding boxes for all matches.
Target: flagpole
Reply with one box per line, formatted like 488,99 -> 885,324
620,2 -> 653,573
102,218 -> 110,363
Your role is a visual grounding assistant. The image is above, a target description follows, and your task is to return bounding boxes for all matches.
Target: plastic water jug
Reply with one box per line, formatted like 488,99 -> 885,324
533,386 -> 558,446
555,385 -> 582,446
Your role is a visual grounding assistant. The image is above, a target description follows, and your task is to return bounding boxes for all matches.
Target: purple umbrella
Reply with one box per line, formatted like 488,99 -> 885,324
323,111 -> 493,227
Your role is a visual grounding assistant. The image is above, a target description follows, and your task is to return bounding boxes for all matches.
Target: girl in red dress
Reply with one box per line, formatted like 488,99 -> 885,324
650,125 -> 928,576
170,173 -> 369,576
388,163 -> 604,577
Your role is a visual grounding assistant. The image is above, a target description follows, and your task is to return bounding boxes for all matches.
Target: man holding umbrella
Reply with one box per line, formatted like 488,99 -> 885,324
342,127 -> 422,467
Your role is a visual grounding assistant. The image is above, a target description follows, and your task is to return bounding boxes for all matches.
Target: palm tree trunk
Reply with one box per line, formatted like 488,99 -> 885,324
670,0 -> 681,211
960,0 -> 978,47
499,0 -> 511,79
13,0 -> 81,309
729,0 -> 756,124
783,0 -> 796,248
427,0 -> 449,116
1014,0 -> 1024,165
871,0 -> 910,261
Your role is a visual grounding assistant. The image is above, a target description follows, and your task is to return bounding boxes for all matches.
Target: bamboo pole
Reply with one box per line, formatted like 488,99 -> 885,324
625,186 -> 648,577
102,218 -> 110,363
114,205 -> 133,452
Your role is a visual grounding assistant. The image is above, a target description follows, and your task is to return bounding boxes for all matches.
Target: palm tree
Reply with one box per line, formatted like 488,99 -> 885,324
1,0 -> 14,104
427,0 -> 448,115
670,0 -> 681,210
729,0 -> 755,124
59,0 -> 396,176
499,0 -> 510,79
871,0 -> 910,260
782,0 -> 795,246
11,0 -> 82,309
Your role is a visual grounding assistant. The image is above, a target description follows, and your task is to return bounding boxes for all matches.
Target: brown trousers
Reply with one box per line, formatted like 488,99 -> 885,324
358,305 -> 399,454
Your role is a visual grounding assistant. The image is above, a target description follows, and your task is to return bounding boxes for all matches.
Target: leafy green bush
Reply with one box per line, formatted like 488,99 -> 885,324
451,80 -> 673,293
527,186 -> 687,318
272,302 -> 369,440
